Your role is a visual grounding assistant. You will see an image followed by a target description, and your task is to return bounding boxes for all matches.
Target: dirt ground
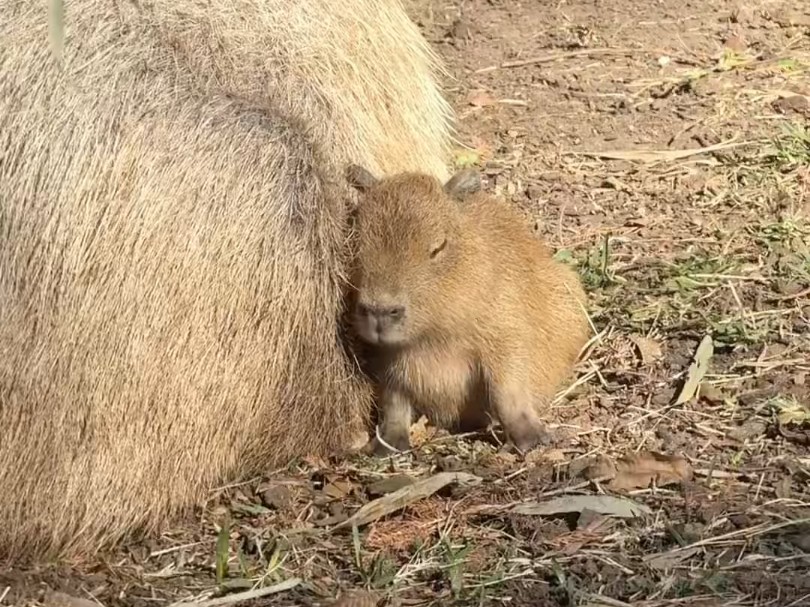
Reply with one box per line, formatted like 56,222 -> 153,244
3,1 -> 809,606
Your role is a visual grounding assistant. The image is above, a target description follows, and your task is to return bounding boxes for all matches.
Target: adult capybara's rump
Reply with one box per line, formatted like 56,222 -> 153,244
0,0 -> 453,561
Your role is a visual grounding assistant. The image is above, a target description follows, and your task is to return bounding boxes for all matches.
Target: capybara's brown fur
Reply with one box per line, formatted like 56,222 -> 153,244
0,0 -> 453,561
345,167 -> 590,454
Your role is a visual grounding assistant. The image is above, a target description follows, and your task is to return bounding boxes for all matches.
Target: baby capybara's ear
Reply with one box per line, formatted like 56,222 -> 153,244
443,168 -> 481,200
346,164 -> 379,193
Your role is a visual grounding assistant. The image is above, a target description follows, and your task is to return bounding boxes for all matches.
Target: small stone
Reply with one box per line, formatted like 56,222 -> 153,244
787,533 -> 810,552
437,455 -> 465,472
526,183 -> 544,201
772,95 -> 809,115
728,418 -> 768,442
775,475 -> 793,499
730,5 -> 755,24
448,18 -> 472,41
261,485 -> 293,510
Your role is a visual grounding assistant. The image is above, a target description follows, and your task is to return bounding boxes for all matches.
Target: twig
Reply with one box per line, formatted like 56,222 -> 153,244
646,518 -> 810,561
582,593 -> 634,607
149,541 -> 206,558
769,286 -> 810,302
565,138 -> 760,164
167,578 -> 302,607
475,48 -> 638,73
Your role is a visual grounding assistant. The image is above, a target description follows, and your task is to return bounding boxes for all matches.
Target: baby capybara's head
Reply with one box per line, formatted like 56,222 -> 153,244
346,164 -> 481,348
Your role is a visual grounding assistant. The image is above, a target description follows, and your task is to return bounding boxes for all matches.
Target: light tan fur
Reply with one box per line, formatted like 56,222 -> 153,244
0,0 -> 453,561
346,168 -> 590,454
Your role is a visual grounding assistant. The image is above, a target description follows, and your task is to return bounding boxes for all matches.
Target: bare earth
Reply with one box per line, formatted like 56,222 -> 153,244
3,1 -> 809,606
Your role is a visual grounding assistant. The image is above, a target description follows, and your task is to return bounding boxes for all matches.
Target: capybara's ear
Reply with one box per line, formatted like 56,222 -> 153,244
444,168 -> 481,199
346,164 -> 378,192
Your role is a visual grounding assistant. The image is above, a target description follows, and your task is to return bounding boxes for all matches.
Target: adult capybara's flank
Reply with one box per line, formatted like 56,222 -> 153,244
346,166 -> 590,455
0,0 -> 453,561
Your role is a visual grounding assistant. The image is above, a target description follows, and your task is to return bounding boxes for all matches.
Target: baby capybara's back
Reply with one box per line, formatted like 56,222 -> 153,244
461,190 -> 589,390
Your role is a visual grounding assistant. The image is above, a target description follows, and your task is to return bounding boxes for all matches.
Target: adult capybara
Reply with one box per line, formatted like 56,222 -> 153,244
0,0 -> 453,561
345,166 -> 590,454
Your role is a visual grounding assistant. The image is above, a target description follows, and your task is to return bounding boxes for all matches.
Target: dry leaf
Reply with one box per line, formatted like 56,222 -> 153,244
786,533 -> 810,552
509,495 -> 651,519
409,415 -> 432,446
673,335 -> 714,405
332,472 -> 481,531
323,480 -> 354,500
525,448 -> 567,465
697,381 -> 725,404
777,401 -> 810,426
630,334 -> 663,365
468,89 -> 497,107
330,590 -> 381,607
577,509 -> 612,531
775,475 -> 793,499
367,474 -> 415,496
302,455 -> 330,469
644,546 -> 702,570
45,593 -> 99,607
583,451 -> 692,491
724,34 -> 747,53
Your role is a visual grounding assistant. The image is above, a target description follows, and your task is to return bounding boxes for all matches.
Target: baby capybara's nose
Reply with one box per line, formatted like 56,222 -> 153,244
357,302 -> 406,323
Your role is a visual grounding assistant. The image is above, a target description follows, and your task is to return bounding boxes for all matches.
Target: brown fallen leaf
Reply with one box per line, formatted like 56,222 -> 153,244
44,593 -> 99,607
583,451 -> 692,491
330,590 -> 381,607
323,479 -> 354,500
367,474 -> 415,496
644,545 -> 702,570
525,447 -> 567,466
697,381 -> 725,404
577,509 -> 612,531
409,415 -> 433,447
332,472 -> 481,531
629,334 -> 663,365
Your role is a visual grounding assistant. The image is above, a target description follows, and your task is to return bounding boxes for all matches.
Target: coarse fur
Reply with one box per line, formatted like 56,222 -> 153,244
0,0 -> 453,561
346,168 -> 590,454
